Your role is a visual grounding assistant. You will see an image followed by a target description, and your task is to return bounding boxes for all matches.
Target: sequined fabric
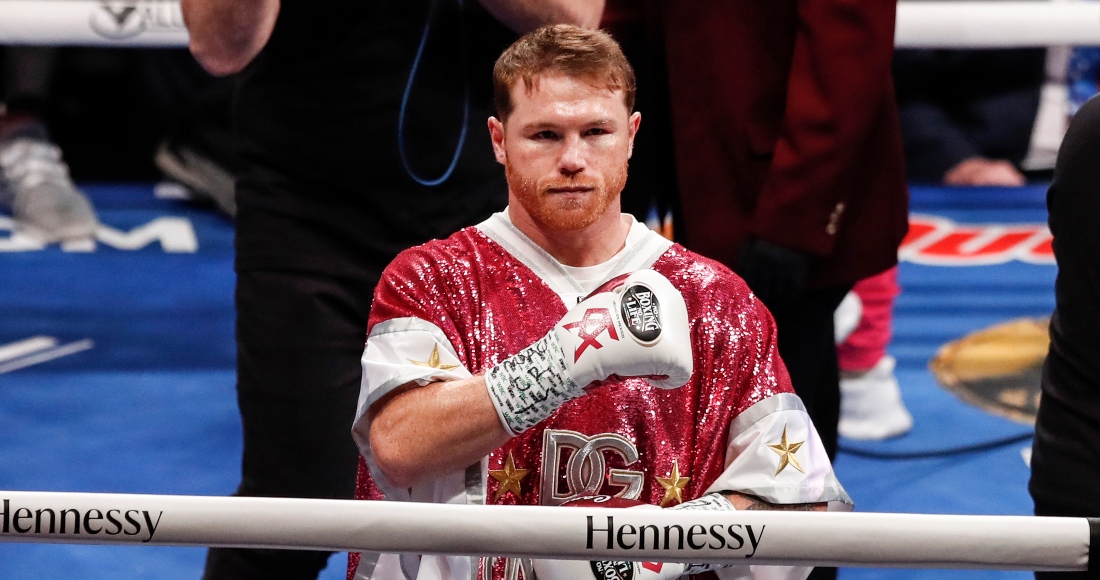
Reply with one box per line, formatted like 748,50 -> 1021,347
351,227 -> 793,579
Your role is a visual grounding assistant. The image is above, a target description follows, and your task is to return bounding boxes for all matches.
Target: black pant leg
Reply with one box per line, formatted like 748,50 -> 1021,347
768,286 -> 850,460
202,269 -> 374,580
767,286 -> 850,580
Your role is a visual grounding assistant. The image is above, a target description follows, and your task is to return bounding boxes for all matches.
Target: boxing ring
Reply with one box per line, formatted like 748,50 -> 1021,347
0,1 -> 1087,577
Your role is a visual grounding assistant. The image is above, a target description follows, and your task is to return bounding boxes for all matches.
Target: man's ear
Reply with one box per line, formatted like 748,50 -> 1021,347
488,116 -> 507,165
626,111 -> 641,159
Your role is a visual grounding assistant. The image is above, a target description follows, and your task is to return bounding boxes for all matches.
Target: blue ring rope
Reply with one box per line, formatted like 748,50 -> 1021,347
397,0 -> 470,187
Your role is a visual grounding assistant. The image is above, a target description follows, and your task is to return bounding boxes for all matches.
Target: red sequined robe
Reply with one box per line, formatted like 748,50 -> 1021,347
348,213 -> 847,580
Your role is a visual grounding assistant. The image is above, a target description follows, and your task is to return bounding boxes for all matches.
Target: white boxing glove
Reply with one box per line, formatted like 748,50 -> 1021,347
531,496 -> 687,580
553,269 -> 693,390
485,269 -> 693,435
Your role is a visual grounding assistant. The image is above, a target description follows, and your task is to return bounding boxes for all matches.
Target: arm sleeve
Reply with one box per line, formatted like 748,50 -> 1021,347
705,393 -> 851,509
350,250 -> 478,501
750,0 -> 899,256
694,282 -> 851,509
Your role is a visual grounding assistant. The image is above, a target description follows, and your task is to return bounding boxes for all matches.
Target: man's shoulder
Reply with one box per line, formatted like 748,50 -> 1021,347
383,226 -> 498,282
369,226 -> 505,330
653,243 -> 753,299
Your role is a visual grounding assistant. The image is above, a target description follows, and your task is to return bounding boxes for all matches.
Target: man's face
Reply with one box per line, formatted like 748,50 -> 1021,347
489,73 -> 640,232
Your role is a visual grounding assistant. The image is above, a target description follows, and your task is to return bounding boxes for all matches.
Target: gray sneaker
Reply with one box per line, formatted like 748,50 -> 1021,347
0,134 -> 98,243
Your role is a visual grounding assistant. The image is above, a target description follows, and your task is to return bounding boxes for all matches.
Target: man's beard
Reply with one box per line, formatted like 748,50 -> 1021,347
506,161 -> 628,231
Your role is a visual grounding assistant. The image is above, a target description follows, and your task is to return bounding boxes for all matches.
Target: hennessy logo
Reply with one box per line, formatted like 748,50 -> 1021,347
0,499 -> 163,543
89,0 -> 185,40
562,308 -> 619,362
586,516 -> 766,556
541,430 -> 643,505
619,285 -> 662,343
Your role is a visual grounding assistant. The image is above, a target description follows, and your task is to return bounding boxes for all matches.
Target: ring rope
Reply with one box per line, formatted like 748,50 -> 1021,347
0,491 -> 1092,571
2,1 -> 1100,48
0,0 -> 189,47
896,1 -> 1100,48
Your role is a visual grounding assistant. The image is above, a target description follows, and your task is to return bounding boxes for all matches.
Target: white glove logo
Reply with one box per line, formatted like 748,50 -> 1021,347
562,308 -> 619,362
591,560 -> 634,580
590,556 -> 669,580
619,284 -> 662,343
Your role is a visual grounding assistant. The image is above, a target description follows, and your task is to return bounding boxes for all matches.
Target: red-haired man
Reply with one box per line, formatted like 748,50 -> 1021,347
351,25 -> 850,580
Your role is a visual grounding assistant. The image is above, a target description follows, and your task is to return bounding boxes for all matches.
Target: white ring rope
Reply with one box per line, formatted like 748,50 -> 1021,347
0,491 -> 1092,571
0,0 -> 188,47
896,1 -> 1100,48
1,1 -> 1100,48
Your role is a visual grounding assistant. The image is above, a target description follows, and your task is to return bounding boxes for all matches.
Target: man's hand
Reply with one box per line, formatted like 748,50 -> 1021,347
181,0 -> 279,76
485,269 -> 692,435
943,157 -> 1026,187
723,491 -> 825,512
555,270 -> 693,391
736,237 -> 812,307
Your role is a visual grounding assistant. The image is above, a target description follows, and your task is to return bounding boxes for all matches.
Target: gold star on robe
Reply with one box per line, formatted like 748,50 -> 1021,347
655,459 -> 690,507
489,452 -> 529,502
408,344 -> 459,370
768,426 -> 805,476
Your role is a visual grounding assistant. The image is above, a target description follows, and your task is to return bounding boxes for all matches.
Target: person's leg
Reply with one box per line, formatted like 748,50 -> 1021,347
836,266 -> 913,440
1032,362 -> 1098,580
202,269 -> 372,580
769,286 -> 849,580
770,286 -> 850,461
758,285 -> 853,580
837,267 -> 897,372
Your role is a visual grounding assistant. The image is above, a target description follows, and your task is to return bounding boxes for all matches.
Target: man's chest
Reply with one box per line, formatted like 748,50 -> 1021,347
482,383 -> 721,509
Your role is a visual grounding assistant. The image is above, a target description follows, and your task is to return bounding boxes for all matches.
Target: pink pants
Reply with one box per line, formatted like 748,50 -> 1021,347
837,266 -> 899,372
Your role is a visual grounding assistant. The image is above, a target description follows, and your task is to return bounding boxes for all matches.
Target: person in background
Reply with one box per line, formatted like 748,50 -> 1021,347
893,48 -> 1047,186
835,266 -> 913,441
644,7 -> 912,577
1029,94 -> 1100,580
181,1 -> 601,578
654,1 -> 907,459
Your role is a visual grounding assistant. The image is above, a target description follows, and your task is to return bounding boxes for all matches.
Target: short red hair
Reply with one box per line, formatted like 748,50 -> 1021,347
493,24 -> 636,120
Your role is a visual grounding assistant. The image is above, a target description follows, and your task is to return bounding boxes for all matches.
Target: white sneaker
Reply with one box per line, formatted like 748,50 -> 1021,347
839,355 -> 914,440
0,136 -> 97,243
